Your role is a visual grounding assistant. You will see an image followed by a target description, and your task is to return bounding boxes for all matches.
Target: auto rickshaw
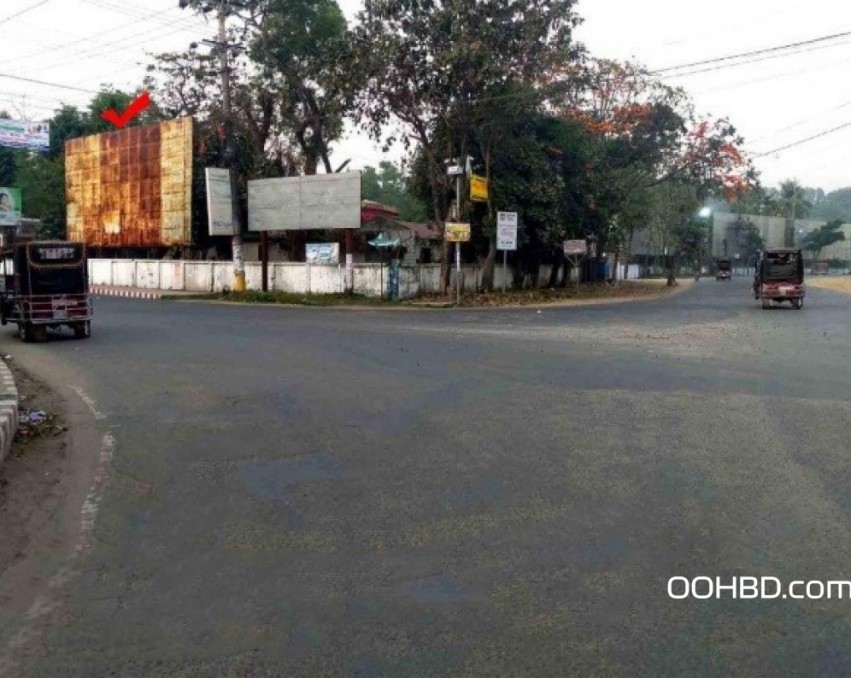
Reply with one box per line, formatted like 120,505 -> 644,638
0,235 -> 92,341
715,258 -> 732,280
753,248 -> 805,310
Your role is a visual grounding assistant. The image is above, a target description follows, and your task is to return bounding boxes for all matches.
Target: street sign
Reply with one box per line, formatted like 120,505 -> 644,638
496,211 -> 518,251
470,174 -> 489,202
445,222 -> 471,242
564,239 -> 587,256
306,242 -> 340,264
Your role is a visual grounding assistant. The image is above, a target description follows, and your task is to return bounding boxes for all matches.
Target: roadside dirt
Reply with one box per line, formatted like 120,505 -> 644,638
0,363 -> 72,581
807,277 -> 851,294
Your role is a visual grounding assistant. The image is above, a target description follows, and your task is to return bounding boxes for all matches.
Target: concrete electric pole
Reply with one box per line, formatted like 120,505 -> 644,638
217,0 -> 245,293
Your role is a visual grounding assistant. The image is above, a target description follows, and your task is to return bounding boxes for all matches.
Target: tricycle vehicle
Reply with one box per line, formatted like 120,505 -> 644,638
715,258 -> 732,280
0,237 -> 92,341
753,248 -> 805,310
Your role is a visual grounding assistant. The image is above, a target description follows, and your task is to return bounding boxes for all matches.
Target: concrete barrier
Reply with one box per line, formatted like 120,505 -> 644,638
0,359 -> 18,466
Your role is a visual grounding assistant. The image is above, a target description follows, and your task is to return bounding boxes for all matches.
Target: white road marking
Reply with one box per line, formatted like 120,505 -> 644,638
71,386 -> 107,420
1,396 -> 114,674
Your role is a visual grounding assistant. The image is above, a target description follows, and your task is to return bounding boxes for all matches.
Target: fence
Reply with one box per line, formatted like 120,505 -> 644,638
87,259 -> 642,298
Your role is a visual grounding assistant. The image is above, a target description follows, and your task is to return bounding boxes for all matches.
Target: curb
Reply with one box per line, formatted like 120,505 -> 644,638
91,280 -> 697,310
91,287 -> 163,300
0,358 -> 18,466
173,281 -> 695,312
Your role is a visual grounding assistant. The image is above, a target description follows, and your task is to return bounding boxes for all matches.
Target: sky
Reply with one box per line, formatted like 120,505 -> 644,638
2,0 -> 851,191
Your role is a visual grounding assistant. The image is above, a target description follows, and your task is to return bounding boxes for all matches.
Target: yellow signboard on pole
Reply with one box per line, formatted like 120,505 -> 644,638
445,222 -> 471,242
470,174 -> 489,202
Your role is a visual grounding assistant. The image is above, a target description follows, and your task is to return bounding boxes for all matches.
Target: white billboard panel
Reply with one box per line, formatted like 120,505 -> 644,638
205,168 -> 237,236
249,171 -> 362,231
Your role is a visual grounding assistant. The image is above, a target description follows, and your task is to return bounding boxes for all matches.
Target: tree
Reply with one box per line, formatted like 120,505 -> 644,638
809,187 -> 851,223
644,180 -> 701,285
15,154 -> 66,238
241,0 -> 351,175
349,0 -> 582,292
772,180 -> 812,247
361,161 -> 428,222
802,220 -> 846,262
725,216 -> 764,263
553,59 -> 688,281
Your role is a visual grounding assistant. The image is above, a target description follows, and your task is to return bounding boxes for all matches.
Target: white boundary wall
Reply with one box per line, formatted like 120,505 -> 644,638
88,260 -> 633,297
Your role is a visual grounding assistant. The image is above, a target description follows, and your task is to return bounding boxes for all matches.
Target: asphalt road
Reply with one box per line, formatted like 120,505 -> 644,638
3,278 -> 851,676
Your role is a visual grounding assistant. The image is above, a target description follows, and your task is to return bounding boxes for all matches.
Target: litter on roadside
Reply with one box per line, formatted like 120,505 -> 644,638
15,408 -> 64,442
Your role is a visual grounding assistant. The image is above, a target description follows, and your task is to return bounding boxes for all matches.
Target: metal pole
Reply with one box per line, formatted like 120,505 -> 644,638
260,231 -> 268,291
574,256 -> 580,294
456,172 -> 461,305
456,243 -> 461,307
344,229 -> 354,296
218,2 -> 245,293
502,250 -> 507,294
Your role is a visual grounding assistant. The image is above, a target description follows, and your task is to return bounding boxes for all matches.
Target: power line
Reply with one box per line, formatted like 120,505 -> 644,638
0,0 -> 50,25
25,22 -> 193,76
748,96 -> 851,146
2,0 -> 204,69
0,89 -> 86,107
657,39 -> 851,79
653,29 -> 851,74
79,0 -> 206,30
691,53 -> 851,96
0,72 -> 99,94
753,120 -> 851,158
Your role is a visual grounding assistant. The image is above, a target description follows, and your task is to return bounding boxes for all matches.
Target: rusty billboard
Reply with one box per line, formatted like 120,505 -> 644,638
65,117 -> 193,247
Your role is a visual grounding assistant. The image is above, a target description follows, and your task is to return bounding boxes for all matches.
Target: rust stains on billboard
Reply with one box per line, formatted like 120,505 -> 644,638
66,117 -> 193,247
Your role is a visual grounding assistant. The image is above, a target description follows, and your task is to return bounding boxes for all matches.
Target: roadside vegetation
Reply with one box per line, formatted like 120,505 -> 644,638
198,280 -> 679,308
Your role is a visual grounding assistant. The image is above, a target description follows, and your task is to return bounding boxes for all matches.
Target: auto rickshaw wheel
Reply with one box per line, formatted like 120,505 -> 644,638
761,298 -> 771,309
73,321 -> 90,339
794,298 -> 804,310
18,323 -> 32,342
32,325 -> 48,342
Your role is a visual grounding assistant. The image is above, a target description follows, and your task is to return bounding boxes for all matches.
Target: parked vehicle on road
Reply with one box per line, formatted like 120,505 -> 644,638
0,236 -> 92,341
753,248 -> 805,310
715,258 -> 732,280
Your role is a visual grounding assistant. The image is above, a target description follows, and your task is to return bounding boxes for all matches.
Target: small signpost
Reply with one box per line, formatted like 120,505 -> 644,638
497,211 -> 518,293
445,222 -> 471,306
564,239 -> 588,292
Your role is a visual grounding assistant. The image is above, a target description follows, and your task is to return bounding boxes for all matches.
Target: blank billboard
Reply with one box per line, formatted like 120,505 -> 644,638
248,172 -> 361,231
65,117 -> 193,247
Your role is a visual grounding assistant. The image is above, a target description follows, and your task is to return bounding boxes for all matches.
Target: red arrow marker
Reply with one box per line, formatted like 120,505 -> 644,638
100,91 -> 151,129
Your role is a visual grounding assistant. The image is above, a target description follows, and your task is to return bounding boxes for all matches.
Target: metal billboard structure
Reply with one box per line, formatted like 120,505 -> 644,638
248,172 -> 362,232
65,117 -> 193,247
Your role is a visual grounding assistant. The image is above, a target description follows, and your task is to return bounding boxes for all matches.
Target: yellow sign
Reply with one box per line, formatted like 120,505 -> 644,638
445,222 -> 471,242
470,174 -> 489,202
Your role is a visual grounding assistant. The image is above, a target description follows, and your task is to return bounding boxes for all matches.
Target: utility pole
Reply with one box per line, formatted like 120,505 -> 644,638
217,0 -> 245,293
455,169 -> 461,307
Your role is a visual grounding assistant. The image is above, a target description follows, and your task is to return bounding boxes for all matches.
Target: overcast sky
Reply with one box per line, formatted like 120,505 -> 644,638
2,0 -> 851,191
